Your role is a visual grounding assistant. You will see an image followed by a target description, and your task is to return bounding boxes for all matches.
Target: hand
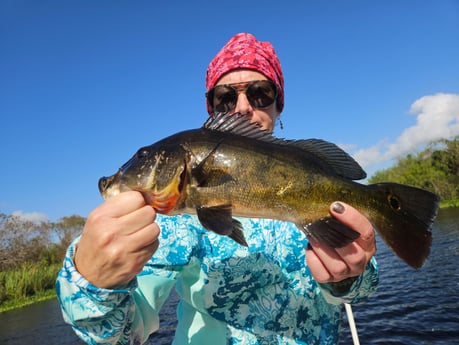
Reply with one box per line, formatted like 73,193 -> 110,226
74,191 -> 160,289
306,201 -> 376,284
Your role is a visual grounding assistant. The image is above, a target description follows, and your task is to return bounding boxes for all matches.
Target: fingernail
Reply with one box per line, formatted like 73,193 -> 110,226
332,202 -> 345,214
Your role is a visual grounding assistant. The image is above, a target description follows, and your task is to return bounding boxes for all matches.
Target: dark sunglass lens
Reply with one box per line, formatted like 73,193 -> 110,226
246,81 -> 277,108
211,85 -> 237,113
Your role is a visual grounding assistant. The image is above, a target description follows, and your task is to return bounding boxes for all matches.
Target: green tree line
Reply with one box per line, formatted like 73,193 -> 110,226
0,214 -> 84,310
369,136 -> 459,207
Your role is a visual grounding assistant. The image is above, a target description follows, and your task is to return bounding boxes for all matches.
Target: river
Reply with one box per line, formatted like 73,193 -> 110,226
1,207 -> 458,345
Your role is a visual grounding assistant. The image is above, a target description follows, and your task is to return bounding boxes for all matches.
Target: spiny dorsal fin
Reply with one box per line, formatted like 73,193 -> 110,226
203,112 -> 272,140
203,112 -> 366,180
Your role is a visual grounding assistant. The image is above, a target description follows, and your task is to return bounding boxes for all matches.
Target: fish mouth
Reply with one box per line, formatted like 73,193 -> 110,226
98,160 -> 187,213
143,160 -> 187,214
99,170 -> 125,199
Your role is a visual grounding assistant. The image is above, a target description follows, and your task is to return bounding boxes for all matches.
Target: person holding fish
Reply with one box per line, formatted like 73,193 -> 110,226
56,32 -> 431,345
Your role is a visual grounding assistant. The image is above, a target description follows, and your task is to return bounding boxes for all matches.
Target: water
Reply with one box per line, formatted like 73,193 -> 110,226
339,207 -> 459,345
1,208 -> 458,345
0,298 -> 82,344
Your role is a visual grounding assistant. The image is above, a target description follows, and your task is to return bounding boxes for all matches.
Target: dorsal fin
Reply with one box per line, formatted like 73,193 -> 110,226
202,112 -> 366,180
203,112 -> 273,140
286,139 -> 366,180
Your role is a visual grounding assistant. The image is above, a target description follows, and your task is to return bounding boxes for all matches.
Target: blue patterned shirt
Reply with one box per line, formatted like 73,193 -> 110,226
56,214 -> 378,344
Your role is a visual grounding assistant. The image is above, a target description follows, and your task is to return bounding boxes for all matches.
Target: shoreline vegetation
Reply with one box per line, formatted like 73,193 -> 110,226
1,137 -> 458,313
0,215 -> 84,313
0,288 -> 56,313
0,263 -> 60,313
439,199 -> 459,208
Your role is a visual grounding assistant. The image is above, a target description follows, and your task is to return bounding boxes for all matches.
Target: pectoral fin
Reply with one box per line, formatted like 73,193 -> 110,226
300,217 -> 360,248
191,142 -> 235,188
196,204 -> 248,247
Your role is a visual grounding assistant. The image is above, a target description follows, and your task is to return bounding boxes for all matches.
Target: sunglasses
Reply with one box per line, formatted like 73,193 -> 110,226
206,80 -> 278,113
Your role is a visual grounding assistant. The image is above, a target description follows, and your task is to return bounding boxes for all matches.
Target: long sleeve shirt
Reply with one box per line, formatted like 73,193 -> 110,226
56,214 -> 378,345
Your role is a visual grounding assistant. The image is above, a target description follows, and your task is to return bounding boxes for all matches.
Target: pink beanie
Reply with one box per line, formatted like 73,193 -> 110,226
206,33 -> 284,114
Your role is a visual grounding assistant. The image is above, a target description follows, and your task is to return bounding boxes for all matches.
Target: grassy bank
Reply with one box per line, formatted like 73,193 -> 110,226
440,198 -> 459,208
0,289 -> 56,313
0,262 -> 60,313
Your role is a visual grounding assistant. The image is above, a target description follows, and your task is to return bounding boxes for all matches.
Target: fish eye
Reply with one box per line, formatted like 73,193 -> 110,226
387,194 -> 401,211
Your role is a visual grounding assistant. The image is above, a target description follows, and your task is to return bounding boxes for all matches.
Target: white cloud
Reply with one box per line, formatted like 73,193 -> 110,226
11,210 -> 49,224
353,93 -> 459,168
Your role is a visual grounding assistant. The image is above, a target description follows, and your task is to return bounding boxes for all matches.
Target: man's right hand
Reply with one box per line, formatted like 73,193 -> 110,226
74,191 -> 160,289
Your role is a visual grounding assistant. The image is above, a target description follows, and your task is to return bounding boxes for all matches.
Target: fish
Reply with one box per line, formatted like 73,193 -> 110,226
99,112 -> 440,268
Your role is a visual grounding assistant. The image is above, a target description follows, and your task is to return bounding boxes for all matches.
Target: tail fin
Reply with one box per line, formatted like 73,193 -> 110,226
368,183 -> 440,268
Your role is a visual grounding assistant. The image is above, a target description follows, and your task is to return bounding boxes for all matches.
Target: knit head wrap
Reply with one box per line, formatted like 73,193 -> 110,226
206,33 -> 284,115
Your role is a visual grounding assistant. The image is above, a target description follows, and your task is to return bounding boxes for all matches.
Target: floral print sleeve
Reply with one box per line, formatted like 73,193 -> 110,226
56,214 -> 378,345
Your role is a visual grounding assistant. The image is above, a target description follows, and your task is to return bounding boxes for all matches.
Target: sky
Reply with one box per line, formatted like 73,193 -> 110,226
1,1 -> 459,222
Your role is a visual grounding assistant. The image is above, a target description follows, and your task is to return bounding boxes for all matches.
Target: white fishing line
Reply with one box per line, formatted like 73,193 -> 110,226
345,303 -> 360,345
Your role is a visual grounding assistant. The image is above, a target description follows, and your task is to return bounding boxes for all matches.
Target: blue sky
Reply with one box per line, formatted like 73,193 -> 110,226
1,1 -> 458,222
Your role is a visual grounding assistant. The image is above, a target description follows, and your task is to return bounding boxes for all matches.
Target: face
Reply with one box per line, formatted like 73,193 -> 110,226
213,70 -> 281,132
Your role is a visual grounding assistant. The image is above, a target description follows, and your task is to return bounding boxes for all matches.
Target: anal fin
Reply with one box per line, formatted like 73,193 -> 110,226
300,217 -> 360,248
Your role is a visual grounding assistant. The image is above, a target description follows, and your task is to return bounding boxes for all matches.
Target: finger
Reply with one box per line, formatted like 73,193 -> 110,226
93,222 -> 160,280
306,245 -> 332,283
101,191 -> 148,218
336,244 -> 368,272
330,201 -> 376,253
136,238 -> 160,264
124,221 -> 161,254
124,238 -> 160,275
118,204 -> 157,236
308,240 -> 351,282
310,236 -> 368,279
120,240 -> 160,282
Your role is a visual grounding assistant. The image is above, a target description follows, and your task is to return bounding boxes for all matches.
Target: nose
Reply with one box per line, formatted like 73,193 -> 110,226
232,92 -> 253,115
